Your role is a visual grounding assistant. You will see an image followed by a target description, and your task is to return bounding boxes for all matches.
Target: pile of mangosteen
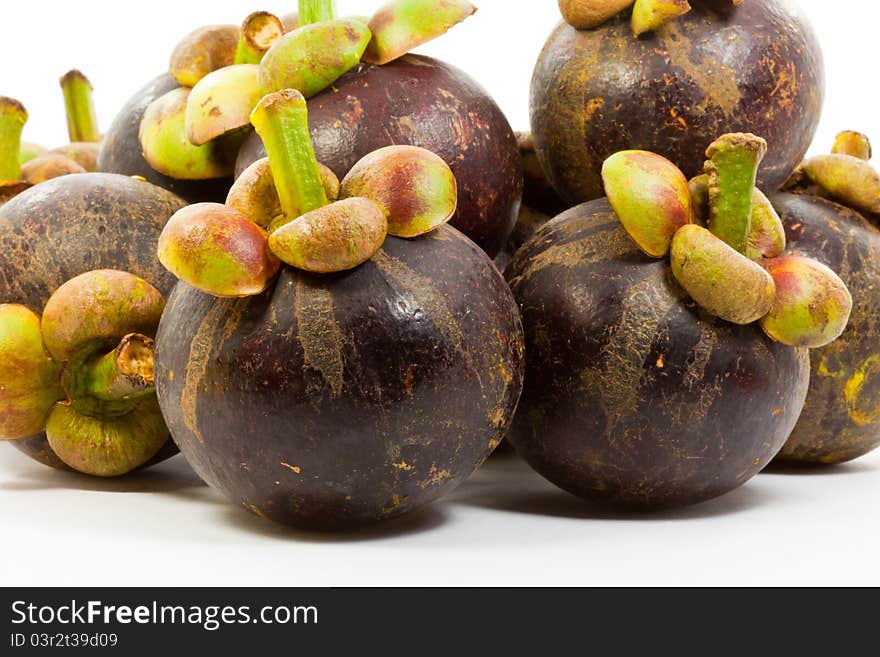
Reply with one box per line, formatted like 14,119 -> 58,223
1,0 -> 879,531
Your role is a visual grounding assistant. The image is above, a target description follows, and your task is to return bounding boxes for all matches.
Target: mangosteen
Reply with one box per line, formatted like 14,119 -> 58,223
97,74 -> 233,203
0,173 -> 184,470
531,0 -> 824,205
770,193 -> 880,464
0,271 -> 170,477
505,134 -> 853,508
154,87 -> 525,529
236,54 -> 523,258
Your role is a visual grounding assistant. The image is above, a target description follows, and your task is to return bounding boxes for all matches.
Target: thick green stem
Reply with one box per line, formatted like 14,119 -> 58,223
250,89 -> 328,227
81,334 -> 156,403
704,133 -> 767,255
60,70 -> 100,143
0,97 -> 27,183
298,0 -> 336,25
235,11 -> 284,64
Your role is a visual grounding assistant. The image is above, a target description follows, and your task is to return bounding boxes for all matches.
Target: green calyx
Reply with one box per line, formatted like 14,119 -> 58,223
268,197 -> 388,273
185,64 -> 263,147
59,70 -> 100,144
0,271 -> 169,476
158,203 -> 280,298
298,0 -> 337,25
169,25 -> 240,87
603,132 -> 853,348
140,87 -> 241,180
704,133 -> 767,254
760,256 -> 853,349
250,89 -> 328,223
689,174 -> 785,260
601,150 -> 694,257
631,0 -> 691,37
258,19 -> 371,99
235,12 -> 285,65
227,156 -> 339,229
800,153 -> 880,216
0,96 -> 27,184
558,0 -> 635,30
363,0 -> 477,66
340,145 -> 458,238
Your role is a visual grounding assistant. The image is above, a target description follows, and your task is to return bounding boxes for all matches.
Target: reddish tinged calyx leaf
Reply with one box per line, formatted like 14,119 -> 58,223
363,0 -> 477,66
832,131 -> 872,161
41,270 -> 166,364
236,12 -> 285,65
761,256 -> 853,349
705,133 -> 767,254
340,145 -> 458,238
602,150 -> 694,258
670,225 -> 775,325
631,0 -> 691,36
268,197 -> 388,273
258,19 -> 371,98
0,304 -> 63,440
158,203 -> 280,298
558,0 -> 635,30
185,64 -> 263,146
169,25 -> 239,87
801,154 -> 880,216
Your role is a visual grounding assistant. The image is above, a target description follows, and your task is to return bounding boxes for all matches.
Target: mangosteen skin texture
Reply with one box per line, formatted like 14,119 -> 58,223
505,200 -> 810,508
97,74 -> 233,204
771,193 -> 880,464
236,55 -> 523,258
531,0 -> 824,205
155,226 -> 525,529
0,173 -> 184,469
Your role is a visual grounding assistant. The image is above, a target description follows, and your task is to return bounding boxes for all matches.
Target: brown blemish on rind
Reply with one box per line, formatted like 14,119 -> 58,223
180,298 -> 247,444
295,279 -> 345,397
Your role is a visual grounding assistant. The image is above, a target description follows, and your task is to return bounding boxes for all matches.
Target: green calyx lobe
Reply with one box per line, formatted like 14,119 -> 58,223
59,70 -> 101,144
0,96 -> 27,184
705,133 -> 766,254
0,271 -> 169,476
604,132 -> 853,347
298,0 -> 337,25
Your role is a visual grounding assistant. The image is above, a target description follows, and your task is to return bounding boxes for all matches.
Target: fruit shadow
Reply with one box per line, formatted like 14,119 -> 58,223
0,454 -> 205,495
213,502 -> 449,544
450,452 -> 781,521
761,459 -> 878,477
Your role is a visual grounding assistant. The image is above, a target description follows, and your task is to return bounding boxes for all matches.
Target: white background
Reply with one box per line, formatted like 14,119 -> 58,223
1,0 -> 879,587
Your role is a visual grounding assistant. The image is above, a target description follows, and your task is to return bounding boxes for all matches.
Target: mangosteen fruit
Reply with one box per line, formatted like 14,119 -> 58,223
236,54 -> 522,257
767,144 -> 880,463
505,134 -> 852,508
97,74 -> 234,203
531,0 -> 824,206
0,271 -> 170,477
0,173 -> 184,470
154,88 -> 525,529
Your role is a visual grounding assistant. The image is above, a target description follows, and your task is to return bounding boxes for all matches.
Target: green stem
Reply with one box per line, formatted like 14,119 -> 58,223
60,70 -> 100,143
704,133 -> 767,255
250,89 -> 328,227
0,97 -> 27,183
81,334 -> 156,403
235,11 -> 284,64
298,0 -> 336,25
